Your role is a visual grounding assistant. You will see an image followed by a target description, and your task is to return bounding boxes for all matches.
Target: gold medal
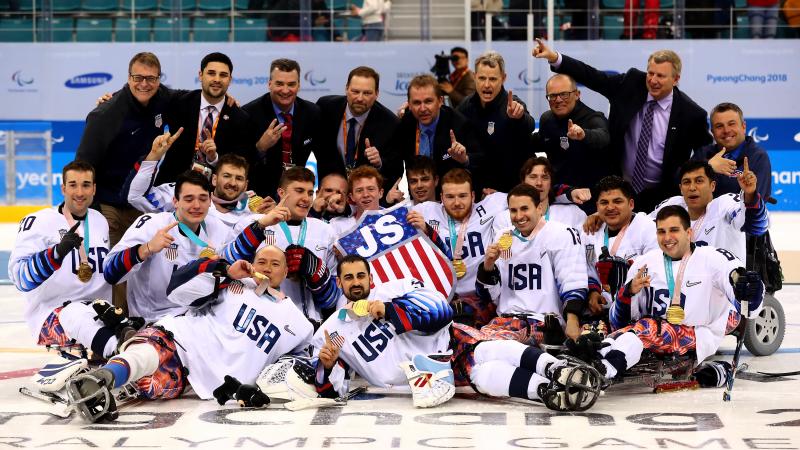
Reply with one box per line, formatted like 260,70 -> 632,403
352,300 -> 370,317
453,259 -> 467,279
77,262 -> 92,283
248,195 -> 264,212
252,271 -> 268,281
199,247 -> 217,259
666,305 -> 685,325
498,232 -> 513,251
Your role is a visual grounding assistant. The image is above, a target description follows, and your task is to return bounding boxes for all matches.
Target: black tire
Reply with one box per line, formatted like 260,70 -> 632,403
744,294 -> 785,356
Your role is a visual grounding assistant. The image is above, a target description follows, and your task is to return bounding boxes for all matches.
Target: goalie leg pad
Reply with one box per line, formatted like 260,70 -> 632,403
400,355 -> 455,408
257,356 -> 319,401
30,357 -> 89,393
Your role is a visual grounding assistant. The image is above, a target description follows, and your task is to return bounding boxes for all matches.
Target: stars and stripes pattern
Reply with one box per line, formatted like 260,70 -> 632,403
264,230 -> 276,246
336,205 -> 456,301
165,243 -> 178,261
328,331 -> 345,349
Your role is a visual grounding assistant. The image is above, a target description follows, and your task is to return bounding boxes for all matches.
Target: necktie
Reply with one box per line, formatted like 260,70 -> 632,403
201,105 -> 215,142
632,100 -> 656,193
346,117 -> 358,167
420,128 -> 434,157
281,112 -> 293,167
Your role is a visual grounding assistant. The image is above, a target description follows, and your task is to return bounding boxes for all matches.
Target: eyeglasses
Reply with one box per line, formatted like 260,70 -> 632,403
545,90 -> 576,102
129,74 -> 160,84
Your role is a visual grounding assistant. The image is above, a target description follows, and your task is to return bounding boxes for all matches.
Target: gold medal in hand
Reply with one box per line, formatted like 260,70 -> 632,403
77,262 -> 93,283
453,259 -> 467,279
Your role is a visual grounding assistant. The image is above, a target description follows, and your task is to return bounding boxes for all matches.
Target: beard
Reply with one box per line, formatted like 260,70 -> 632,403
345,285 -> 369,301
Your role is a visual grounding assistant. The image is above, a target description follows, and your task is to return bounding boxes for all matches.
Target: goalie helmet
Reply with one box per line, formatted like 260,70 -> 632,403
256,356 -> 318,401
538,355 -> 603,412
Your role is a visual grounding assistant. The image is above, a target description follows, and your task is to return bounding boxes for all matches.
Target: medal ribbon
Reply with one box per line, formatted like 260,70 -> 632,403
62,207 -> 89,265
663,248 -> 692,308
414,127 -> 420,156
603,222 -> 630,256
689,213 -> 706,244
174,212 -> 209,248
279,219 -> 307,247
511,216 -> 546,243
447,211 -> 470,261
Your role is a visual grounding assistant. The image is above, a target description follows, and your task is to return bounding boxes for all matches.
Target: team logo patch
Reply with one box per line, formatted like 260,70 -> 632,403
328,331 -> 345,348
500,247 -> 512,260
336,204 -> 456,301
265,230 -> 276,246
585,244 -> 596,264
165,243 -> 179,261
154,114 -> 163,128
58,229 -> 67,239
428,220 -> 440,233
560,136 -> 569,150
487,121 -> 495,135
228,281 -> 244,295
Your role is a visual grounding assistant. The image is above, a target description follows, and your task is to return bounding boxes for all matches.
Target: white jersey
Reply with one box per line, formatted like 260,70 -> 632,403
616,246 -> 745,362
481,220 -> 587,322
413,192 -> 507,296
311,279 -> 452,396
128,160 -> 256,228
9,207 -> 112,337
236,217 -> 340,321
329,214 -> 358,237
163,271 -> 312,400
581,212 -> 658,290
495,202 -> 588,233
650,193 -> 749,261
105,212 -> 235,321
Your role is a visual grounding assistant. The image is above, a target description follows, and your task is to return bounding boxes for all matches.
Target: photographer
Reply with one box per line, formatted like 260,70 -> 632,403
437,47 -> 476,109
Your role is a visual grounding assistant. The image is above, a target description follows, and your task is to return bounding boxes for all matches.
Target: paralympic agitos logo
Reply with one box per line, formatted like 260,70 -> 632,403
64,72 -> 113,89
11,70 -> 34,87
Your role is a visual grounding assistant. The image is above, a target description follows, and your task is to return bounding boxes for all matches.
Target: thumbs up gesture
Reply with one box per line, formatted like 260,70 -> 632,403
566,119 -> 585,141
447,129 -> 468,164
506,90 -> 524,119
709,147 -> 737,177
364,137 -> 382,168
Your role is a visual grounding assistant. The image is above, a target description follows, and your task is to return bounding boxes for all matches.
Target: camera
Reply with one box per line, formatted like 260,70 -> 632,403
431,52 -> 456,83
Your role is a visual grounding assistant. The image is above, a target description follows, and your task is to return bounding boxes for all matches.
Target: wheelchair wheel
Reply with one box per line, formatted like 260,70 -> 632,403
744,294 -> 785,356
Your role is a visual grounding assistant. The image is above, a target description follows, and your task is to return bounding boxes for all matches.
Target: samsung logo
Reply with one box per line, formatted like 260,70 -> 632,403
64,72 -> 112,89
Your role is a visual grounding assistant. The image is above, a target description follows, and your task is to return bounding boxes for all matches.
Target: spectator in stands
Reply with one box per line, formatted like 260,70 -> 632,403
532,74 -> 610,204
691,102 -> 772,200
316,66 -> 399,193
156,52 -> 252,186
686,0 -> 733,38
242,58 -> 327,198
457,51 -> 535,196
249,0 -> 328,41
75,52 -> 173,314
351,0 -> 390,41
533,39 -> 712,212
621,0 -> 660,39
388,75 -> 481,193
748,0 -> 780,38
784,0 -> 800,37
438,47 -> 476,109
563,0 -> 590,40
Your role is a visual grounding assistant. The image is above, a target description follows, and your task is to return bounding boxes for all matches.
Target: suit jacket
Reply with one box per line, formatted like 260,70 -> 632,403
554,54 -> 712,210
386,105 -> 481,191
156,90 -> 253,185
242,94 -> 323,197
315,95 -> 399,182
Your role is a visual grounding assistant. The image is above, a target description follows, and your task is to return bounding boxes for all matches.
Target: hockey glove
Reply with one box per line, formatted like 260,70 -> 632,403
693,360 -> 732,388
595,246 -> 630,295
55,222 -> 83,261
213,375 -> 270,407
299,247 -> 329,291
285,244 -> 306,278
733,269 -> 765,314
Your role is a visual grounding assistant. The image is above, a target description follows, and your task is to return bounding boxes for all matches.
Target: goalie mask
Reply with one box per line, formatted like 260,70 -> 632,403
256,356 -> 318,401
65,369 -> 119,423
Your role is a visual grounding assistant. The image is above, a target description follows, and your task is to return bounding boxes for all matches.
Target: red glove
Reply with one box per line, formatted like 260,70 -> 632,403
285,244 -> 306,278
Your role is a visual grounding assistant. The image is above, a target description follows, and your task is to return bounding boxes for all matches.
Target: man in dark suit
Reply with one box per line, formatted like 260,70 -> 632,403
387,74 -> 481,193
155,52 -> 252,186
242,58 -> 325,198
533,39 -> 712,211
316,66 -> 399,191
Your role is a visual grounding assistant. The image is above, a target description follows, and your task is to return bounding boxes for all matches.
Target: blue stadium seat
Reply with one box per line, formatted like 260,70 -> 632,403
159,0 -> 196,11
121,0 -> 158,11
602,0 -> 625,9
193,17 -> 229,41
82,0 -> 117,11
660,0 -> 674,7
198,0 -> 230,11
116,17 -> 152,42
233,17 -> 266,41
37,17 -> 74,41
734,14 -> 749,39
53,0 -> 81,11
75,18 -> 113,41
602,14 -> 625,39
325,0 -> 349,9
153,17 -> 190,41
17,0 -> 37,10
734,0 -> 746,7
235,0 -> 248,9
0,18 -> 34,42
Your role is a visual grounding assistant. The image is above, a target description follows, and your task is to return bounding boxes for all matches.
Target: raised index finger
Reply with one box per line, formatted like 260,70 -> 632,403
507,90 -> 514,108
392,177 -> 402,190
67,221 -> 81,233
324,329 -> 332,344
162,221 -> 179,232
449,129 -> 456,144
743,156 -> 750,173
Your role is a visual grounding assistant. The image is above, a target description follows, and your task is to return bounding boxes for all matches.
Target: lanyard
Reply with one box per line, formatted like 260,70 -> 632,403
689,213 -> 706,243
603,222 -> 630,256
174,213 -> 209,248
279,219 -> 307,247
447,212 -> 470,260
62,207 -> 90,263
663,249 -> 692,306
415,127 -> 421,156
544,205 -> 550,221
